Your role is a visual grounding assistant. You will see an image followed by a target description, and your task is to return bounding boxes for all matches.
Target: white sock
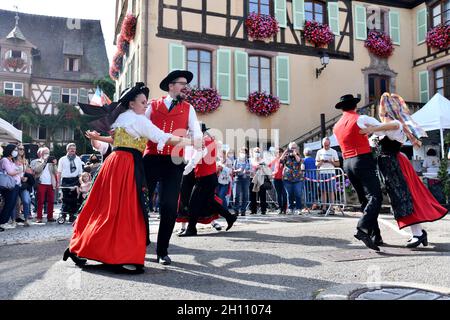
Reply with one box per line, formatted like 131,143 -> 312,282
181,222 -> 187,229
410,224 -> 423,237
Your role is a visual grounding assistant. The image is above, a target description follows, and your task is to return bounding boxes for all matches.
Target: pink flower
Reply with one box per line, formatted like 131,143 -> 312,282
426,24 -> 450,50
121,14 -> 137,42
183,87 -> 222,113
364,30 -> 394,58
245,13 -> 279,40
303,21 -> 334,47
245,92 -> 280,116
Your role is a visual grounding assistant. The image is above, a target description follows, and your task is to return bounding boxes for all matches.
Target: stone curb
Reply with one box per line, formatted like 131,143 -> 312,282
315,282 -> 450,300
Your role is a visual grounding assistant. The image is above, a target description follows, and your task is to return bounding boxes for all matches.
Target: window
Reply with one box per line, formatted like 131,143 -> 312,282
249,56 -> 271,93
4,82 -> 23,97
30,126 -> 47,140
61,88 -> 79,104
187,49 -> 212,88
11,50 -> 21,58
367,8 -> 387,32
431,0 -> 450,27
54,127 -> 64,141
435,65 -> 450,99
305,0 -> 325,24
65,57 -> 80,72
249,0 -> 270,15
64,127 -> 74,141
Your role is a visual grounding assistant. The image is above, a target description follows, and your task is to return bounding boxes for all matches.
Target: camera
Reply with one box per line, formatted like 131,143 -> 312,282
48,155 -> 56,163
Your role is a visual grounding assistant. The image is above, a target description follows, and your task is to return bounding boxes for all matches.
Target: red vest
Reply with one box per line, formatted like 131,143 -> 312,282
194,137 -> 217,178
333,110 -> 371,159
144,97 -> 190,157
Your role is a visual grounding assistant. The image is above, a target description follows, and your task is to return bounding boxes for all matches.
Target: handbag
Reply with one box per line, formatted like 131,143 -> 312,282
261,175 -> 273,191
0,172 -> 16,191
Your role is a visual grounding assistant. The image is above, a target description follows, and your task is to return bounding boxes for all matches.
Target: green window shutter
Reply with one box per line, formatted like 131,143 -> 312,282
234,50 -> 248,101
419,71 -> 429,103
276,56 -> 290,104
274,0 -> 287,28
79,88 -> 88,104
216,49 -> 231,100
51,86 -> 61,103
328,1 -> 340,36
292,0 -> 305,30
389,11 -> 401,45
354,5 -> 367,40
168,43 -> 186,72
417,8 -> 427,44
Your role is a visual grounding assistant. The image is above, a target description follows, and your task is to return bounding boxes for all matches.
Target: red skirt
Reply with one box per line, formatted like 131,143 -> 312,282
69,151 -> 146,265
396,153 -> 448,229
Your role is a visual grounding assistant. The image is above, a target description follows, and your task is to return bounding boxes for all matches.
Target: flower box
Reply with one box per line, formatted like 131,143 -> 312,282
245,13 -> 279,41
303,21 -> 334,47
364,30 -> 394,58
245,92 -> 280,116
3,57 -> 25,70
426,24 -> 450,50
183,87 -> 222,114
120,14 -> 137,42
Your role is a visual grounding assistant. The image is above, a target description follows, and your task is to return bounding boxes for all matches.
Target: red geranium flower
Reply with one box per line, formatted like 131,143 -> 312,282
245,92 -> 280,116
364,30 -> 394,58
426,24 -> 450,50
245,12 -> 279,40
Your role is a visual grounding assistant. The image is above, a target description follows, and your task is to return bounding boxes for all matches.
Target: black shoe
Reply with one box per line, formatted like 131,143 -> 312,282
112,264 -> 144,274
62,248 -> 87,266
260,211 -> 266,215
240,212 -> 246,216
226,214 -> 237,231
68,215 -> 76,223
0,227 -> 4,232
177,228 -> 186,236
15,218 -> 25,223
354,229 -> 380,251
178,228 -> 197,237
406,230 -> 428,248
372,235 -> 384,246
157,255 -> 172,265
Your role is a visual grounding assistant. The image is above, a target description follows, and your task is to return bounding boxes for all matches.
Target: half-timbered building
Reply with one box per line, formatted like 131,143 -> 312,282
114,0 -> 449,149
0,9 -> 108,145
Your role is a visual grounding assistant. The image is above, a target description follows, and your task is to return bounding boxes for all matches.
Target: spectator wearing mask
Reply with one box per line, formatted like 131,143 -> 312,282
281,142 -> 304,214
0,144 -> 21,227
270,148 -> 287,214
249,147 -> 270,215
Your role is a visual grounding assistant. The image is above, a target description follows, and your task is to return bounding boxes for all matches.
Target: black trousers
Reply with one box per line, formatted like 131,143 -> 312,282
143,155 -> 185,257
249,182 -> 267,214
188,173 -> 234,230
343,153 -> 382,234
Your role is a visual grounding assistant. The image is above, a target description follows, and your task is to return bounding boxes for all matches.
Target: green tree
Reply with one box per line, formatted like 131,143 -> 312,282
94,76 -> 116,100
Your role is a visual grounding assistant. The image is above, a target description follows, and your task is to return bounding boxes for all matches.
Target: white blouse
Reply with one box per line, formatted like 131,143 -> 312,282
111,109 -> 172,150
357,116 -> 406,144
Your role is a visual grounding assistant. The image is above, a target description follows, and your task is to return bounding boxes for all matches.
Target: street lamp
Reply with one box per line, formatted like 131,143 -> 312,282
316,53 -> 330,79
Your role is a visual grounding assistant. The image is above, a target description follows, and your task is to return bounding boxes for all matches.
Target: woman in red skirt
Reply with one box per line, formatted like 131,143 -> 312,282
360,93 -> 448,248
63,83 -> 192,274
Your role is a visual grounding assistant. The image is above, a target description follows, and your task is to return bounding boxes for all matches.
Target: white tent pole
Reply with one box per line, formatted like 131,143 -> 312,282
440,127 -> 445,159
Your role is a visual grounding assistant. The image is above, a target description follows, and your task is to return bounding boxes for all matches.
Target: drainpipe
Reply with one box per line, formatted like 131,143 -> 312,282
142,0 -> 149,83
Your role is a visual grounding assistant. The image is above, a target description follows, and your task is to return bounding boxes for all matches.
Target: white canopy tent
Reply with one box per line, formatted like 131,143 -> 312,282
411,93 -> 450,158
0,117 -> 22,143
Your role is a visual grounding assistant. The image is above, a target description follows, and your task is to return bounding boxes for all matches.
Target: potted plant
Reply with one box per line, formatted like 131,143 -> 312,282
364,30 -> 394,58
303,20 -> 334,47
426,24 -> 450,50
245,12 -> 279,41
183,87 -> 222,114
245,91 -> 280,116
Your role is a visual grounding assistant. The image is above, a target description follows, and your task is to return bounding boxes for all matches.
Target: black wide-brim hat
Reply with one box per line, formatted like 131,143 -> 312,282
159,70 -> 193,91
118,82 -> 149,106
335,94 -> 361,109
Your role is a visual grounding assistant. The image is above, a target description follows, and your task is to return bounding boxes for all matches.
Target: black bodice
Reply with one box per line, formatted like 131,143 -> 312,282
379,136 -> 402,154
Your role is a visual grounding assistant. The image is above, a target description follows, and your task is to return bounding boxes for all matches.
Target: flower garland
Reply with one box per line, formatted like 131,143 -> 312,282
3,57 -> 25,70
245,12 -> 279,40
245,92 -> 280,116
183,87 -> 222,114
364,30 -> 394,58
426,24 -> 450,50
109,65 -> 120,80
120,14 -> 137,42
117,35 -> 130,55
303,21 -> 334,47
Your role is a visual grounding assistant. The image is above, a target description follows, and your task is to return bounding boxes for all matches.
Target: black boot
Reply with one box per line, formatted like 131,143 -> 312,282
226,214 -> 237,231
63,248 -> 87,266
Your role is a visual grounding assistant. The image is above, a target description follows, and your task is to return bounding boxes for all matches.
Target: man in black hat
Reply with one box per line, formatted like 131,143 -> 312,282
143,70 -> 202,265
333,94 -> 383,251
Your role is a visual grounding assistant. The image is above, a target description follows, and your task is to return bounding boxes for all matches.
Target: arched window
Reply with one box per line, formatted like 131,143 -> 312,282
187,49 -> 212,88
305,0 -> 326,24
249,0 -> 270,15
249,56 -> 271,93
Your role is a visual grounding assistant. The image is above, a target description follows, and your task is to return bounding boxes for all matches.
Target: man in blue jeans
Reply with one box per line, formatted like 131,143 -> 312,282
233,147 -> 251,216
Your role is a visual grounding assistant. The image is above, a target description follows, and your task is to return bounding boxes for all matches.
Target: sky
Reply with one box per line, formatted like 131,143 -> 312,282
0,0 -> 116,63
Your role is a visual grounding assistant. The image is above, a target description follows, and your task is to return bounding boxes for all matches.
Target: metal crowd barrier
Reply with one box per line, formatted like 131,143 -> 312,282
303,168 -> 347,216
